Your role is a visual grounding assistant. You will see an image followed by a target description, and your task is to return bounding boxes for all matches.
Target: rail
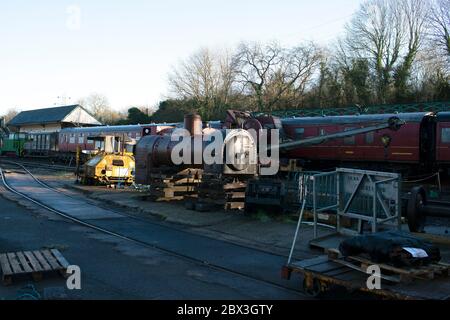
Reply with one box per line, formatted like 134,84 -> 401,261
0,162 -> 304,296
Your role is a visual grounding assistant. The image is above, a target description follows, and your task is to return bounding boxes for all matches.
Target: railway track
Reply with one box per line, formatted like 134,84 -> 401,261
0,161 -> 307,298
0,158 -> 75,172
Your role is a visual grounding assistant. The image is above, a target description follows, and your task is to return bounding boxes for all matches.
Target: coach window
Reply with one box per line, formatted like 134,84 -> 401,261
78,133 -> 84,144
365,131 -> 374,144
344,127 -> 356,145
136,133 -> 141,141
295,128 -> 305,140
320,128 -> 326,136
70,134 -> 75,144
95,140 -> 104,150
441,128 -> 450,143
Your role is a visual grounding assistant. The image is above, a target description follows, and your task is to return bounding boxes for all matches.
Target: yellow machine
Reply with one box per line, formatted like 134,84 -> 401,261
80,135 -> 136,186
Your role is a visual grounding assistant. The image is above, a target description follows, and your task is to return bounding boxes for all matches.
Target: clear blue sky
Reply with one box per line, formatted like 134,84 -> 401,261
0,0 -> 362,113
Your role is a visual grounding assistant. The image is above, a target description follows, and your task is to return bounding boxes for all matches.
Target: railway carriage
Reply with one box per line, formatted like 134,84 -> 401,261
21,123 -> 178,160
280,112 -> 450,173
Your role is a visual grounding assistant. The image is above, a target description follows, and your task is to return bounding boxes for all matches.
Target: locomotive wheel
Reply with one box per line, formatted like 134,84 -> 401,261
407,186 -> 427,233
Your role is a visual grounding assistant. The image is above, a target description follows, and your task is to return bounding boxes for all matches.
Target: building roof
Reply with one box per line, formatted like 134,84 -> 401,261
8,105 -> 101,127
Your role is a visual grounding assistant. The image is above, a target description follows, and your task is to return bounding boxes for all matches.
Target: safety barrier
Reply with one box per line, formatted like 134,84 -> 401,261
288,168 -> 402,237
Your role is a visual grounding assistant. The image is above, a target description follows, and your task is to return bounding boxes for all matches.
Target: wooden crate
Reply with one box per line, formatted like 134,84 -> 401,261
0,249 -> 70,286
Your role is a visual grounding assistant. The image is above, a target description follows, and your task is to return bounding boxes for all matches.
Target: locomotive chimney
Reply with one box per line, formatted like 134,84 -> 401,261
184,114 -> 202,136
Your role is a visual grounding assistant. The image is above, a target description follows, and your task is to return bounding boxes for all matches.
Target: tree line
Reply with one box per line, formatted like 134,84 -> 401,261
157,0 -> 450,121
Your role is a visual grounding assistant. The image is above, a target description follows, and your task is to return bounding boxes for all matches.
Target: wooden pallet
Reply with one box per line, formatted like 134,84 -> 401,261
0,249 -> 70,286
327,248 -> 450,283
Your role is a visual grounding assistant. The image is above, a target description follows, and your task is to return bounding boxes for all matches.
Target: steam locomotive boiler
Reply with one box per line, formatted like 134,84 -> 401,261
135,113 -> 259,186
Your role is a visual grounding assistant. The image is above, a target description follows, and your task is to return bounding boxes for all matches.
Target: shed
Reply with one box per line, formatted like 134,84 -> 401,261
7,105 -> 102,133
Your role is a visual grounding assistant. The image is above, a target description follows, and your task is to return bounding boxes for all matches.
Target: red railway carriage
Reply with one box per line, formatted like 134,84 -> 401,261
280,112 -> 436,167
435,112 -> 450,165
58,124 -> 176,153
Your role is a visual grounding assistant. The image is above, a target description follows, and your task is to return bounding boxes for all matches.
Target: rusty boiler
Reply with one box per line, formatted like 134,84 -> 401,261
135,114 -> 258,185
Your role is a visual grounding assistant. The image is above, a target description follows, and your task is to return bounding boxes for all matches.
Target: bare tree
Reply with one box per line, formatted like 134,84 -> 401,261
394,0 -> 429,99
234,42 -> 282,111
168,48 -> 238,119
78,93 -> 118,124
235,42 -> 321,111
428,0 -> 450,56
342,0 -> 428,102
410,50 -> 450,100
1,108 -> 20,124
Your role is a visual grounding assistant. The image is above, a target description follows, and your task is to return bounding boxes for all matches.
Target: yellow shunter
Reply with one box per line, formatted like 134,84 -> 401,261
81,135 -> 136,186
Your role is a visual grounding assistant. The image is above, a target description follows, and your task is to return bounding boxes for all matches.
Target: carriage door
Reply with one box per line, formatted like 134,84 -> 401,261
419,115 -> 436,166
437,122 -> 450,164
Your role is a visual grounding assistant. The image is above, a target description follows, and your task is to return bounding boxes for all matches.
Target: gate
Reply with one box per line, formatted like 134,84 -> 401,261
335,168 -> 401,235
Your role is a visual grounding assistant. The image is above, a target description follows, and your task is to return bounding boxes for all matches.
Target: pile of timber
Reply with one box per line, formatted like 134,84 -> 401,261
147,168 -> 202,201
197,174 -> 247,210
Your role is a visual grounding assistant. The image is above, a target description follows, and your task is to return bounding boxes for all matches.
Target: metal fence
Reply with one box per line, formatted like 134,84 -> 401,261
253,101 -> 450,118
287,170 -> 337,211
288,168 -> 402,237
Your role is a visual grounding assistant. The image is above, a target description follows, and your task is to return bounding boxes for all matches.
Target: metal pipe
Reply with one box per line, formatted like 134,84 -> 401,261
272,117 -> 404,151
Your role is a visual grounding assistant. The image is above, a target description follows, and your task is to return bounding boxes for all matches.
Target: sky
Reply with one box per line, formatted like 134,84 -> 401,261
0,0 -> 363,114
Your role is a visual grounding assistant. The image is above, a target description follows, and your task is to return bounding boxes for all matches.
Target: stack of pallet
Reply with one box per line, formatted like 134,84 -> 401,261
197,174 -> 247,211
327,248 -> 450,283
148,168 -> 202,202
